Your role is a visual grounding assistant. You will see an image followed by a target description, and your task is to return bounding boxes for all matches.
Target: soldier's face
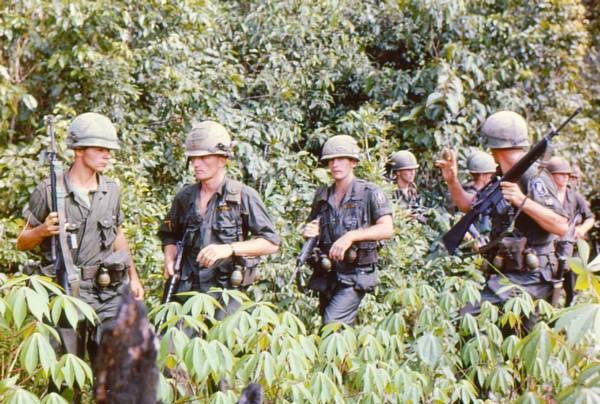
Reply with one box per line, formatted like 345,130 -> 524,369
552,173 -> 570,188
190,155 -> 227,181
396,169 -> 416,185
76,147 -> 112,173
327,157 -> 357,181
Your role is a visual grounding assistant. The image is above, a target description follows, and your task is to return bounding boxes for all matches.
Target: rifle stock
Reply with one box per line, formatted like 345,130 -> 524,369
442,107 -> 581,254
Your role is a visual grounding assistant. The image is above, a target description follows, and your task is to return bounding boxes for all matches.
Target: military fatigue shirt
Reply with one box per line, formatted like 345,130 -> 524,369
158,177 -> 280,282
486,164 -> 565,247
392,182 -> 420,210
24,173 -> 124,268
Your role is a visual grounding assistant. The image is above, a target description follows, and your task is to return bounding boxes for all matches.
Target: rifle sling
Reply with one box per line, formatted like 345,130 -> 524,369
55,165 -> 81,298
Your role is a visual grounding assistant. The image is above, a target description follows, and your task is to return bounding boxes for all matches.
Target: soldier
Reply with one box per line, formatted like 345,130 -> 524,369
464,150 -> 497,194
17,112 -> 144,364
546,156 -> 595,305
302,135 -> 393,325
390,150 -> 425,221
436,111 -> 568,333
569,164 -> 583,187
158,121 -> 279,320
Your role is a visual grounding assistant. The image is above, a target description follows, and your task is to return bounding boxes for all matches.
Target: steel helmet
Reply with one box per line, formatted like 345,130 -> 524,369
480,111 -> 530,149
466,151 -> 497,174
184,120 -> 233,157
66,112 -> 120,150
546,156 -> 572,174
391,150 -> 419,170
321,135 -> 361,161
570,164 -> 583,178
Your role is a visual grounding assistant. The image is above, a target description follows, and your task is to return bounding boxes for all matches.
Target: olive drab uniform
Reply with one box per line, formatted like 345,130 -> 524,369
158,177 -> 280,318
461,164 -> 567,326
306,179 -> 392,325
392,183 -> 420,210
24,172 -> 130,361
555,185 -> 594,305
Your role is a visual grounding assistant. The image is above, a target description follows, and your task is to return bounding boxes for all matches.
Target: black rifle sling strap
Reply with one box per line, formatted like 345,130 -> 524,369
54,165 -> 81,297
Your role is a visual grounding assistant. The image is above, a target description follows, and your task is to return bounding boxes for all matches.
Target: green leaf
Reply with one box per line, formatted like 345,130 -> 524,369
515,324 -> 553,374
416,333 -> 442,367
40,392 -> 69,404
3,388 -> 41,404
554,304 -> 600,344
21,94 -> 38,111
0,376 -> 19,395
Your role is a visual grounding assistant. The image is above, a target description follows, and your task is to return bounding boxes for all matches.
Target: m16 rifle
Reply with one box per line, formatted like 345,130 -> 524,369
443,107 -> 582,254
47,116 -> 70,295
155,236 -> 185,333
287,214 -> 323,290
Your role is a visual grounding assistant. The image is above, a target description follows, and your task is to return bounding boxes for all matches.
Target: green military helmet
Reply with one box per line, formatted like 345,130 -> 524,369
570,164 -> 583,179
391,150 -> 419,170
466,151 -> 497,174
546,156 -> 572,174
480,111 -> 530,149
184,120 -> 233,157
66,112 -> 120,150
321,135 -> 361,161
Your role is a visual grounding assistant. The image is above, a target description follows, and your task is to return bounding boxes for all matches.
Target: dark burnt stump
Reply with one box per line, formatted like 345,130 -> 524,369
94,292 -> 159,403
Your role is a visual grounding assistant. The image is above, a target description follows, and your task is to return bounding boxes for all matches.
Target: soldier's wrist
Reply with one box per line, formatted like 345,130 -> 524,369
230,243 -> 236,257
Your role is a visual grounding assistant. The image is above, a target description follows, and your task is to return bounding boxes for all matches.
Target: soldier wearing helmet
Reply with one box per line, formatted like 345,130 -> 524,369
158,121 -> 280,320
18,112 -> 144,366
547,156 -> 595,305
390,150 -> 424,219
436,111 -> 568,333
301,135 -> 393,325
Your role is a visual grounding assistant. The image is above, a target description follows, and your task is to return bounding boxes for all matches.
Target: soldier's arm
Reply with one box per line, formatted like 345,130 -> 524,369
17,212 -> 60,251
114,226 -> 145,300
500,182 -> 568,236
328,215 -> 393,261
435,150 -> 476,212
575,217 -> 595,239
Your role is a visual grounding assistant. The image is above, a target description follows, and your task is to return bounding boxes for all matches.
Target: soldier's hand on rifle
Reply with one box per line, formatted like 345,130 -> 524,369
302,220 -> 320,238
42,212 -> 61,237
434,148 -> 458,184
197,244 -> 234,268
500,182 -> 527,206
163,244 -> 178,279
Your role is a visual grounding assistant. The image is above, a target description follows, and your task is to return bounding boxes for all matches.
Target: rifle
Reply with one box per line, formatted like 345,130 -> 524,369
155,237 -> 185,333
287,214 -> 322,289
443,107 -> 582,254
48,116 -> 70,295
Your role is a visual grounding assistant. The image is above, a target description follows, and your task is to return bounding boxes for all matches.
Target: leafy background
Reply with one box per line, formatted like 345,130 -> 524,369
1,0 -> 599,402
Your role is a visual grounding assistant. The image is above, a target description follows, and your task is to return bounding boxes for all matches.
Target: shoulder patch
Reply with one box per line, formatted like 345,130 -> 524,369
532,179 -> 548,196
373,188 -> 387,204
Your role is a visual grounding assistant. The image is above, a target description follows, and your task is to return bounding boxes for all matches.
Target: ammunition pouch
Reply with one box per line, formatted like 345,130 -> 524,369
237,256 -> 261,287
353,267 -> 378,292
355,241 -> 379,266
23,261 -> 55,277
496,237 -> 528,272
82,251 -> 130,288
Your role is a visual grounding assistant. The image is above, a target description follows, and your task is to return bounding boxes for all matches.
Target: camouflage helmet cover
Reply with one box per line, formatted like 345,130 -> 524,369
480,111 -> 530,149
184,120 -> 233,157
466,150 -> 497,174
67,112 -> 120,150
321,135 -> 361,161
391,150 -> 419,170
546,156 -> 572,174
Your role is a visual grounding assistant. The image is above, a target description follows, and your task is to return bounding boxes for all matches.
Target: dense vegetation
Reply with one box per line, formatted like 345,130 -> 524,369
1,0 -> 599,402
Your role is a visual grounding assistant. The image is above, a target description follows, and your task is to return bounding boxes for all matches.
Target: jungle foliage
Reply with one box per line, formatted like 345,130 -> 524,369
1,0 -> 599,402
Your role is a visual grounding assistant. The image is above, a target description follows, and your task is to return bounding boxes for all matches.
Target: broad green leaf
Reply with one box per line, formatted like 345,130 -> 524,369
3,388 -> 41,404
513,392 -> 543,404
515,324 -> 553,374
576,238 -> 590,265
40,392 -> 69,404
0,376 -> 19,395
554,304 -> 600,344
416,333 -> 442,367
